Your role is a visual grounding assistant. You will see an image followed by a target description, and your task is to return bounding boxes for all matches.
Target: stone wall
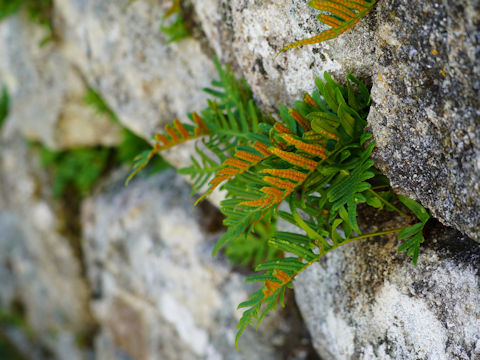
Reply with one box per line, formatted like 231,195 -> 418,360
0,0 -> 479,359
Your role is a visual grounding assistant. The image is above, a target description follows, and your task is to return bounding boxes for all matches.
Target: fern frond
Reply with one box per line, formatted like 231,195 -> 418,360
127,64 -> 432,348
177,144 -> 222,194
327,142 -> 375,233
279,0 -> 377,52
194,141 -> 272,205
226,219 -> 279,267
125,113 -> 209,185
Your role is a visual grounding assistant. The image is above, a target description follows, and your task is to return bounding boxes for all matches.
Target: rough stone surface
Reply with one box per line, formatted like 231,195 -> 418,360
0,14 -> 122,149
191,0 -> 376,112
0,134 -> 94,359
368,0 -> 480,240
81,169 -> 317,360
55,0 -> 217,140
193,0 -> 480,240
293,211 -> 480,360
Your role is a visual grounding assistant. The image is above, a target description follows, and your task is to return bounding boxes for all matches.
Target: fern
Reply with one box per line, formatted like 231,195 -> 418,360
280,0 -> 377,53
226,218 -> 280,268
160,0 -> 190,44
127,62 -> 431,348
127,58 -> 265,185
0,86 -> 8,130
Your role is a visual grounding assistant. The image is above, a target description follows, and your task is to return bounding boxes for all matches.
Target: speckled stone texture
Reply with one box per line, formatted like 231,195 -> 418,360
368,0 -> 480,241
0,14 -> 122,149
293,212 -> 480,360
191,0 -> 377,111
55,0 -> 217,140
0,134 -> 94,359
81,169 -> 317,360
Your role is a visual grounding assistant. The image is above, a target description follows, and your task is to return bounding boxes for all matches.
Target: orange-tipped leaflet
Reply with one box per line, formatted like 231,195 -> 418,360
224,158 -> 251,170
288,109 -> 311,132
318,14 -> 343,27
269,147 -> 319,171
263,176 -> 297,191
303,93 -> 319,108
234,150 -> 263,164
173,119 -> 190,140
260,187 -> 285,204
273,123 -> 294,135
281,134 -> 327,159
260,169 -> 308,183
154,133 -> 171,148
309,2 -> 356,20
253,142 -> 272,157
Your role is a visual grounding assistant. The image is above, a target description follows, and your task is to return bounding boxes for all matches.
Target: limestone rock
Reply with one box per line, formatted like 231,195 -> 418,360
0,135 -> 94,359
0,14 -> 122,149
193,0 -> 480,241
81,169 -> 316,360
191,0 -> 376,112
293,213 -> 480,360
55,0 -> 217,140
368,0 -> 480,240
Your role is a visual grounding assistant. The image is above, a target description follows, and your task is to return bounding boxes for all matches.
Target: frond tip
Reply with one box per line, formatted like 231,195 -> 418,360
279,0 -> 377,53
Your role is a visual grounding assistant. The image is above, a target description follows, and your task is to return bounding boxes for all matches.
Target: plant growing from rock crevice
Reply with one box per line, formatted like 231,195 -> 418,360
128,60 -> 430,347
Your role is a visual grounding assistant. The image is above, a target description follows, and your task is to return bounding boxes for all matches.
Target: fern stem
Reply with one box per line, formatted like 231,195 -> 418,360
343,227 -> 405,243
367,189 -> 409,218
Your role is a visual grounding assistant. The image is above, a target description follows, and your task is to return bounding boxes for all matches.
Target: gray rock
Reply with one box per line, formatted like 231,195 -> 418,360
193,0 -> 480,241
0,13 -> 122,149
191,0 -> 376,112
368,0 -> 480,240
81,168 -> 316,360
0,135 -> 94,359
294,212 -> 480,360
55,0 -> 217,140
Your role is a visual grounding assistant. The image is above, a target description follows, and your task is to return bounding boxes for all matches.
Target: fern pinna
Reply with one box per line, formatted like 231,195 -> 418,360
280,0 -> 377,53
128,61 -> 430,348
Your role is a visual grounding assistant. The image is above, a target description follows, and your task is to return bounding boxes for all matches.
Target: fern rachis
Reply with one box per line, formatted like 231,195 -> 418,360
280,0 -> 378,53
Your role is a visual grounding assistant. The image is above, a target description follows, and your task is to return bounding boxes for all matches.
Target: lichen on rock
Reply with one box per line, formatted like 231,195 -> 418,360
368,0 -> 480,241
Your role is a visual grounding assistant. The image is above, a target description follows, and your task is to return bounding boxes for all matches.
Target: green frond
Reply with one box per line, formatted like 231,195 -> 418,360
160,0 -> 190,44
0,86 -> 9,129
279,0 -> 377,53
177,144 -> 223,195
255,257 -> 306,272
126,63 -> 431,346
226,218 -> 279,268
268,237 -> 317,262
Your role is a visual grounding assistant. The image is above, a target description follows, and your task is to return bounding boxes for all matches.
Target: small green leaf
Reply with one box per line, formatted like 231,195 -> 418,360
397,223 -> 424,240
397,232 -> 424,265
360,132 -> 373,145
397,195 -> 430,223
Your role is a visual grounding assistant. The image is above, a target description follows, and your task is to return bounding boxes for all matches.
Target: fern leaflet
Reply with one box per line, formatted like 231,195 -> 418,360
280,0 -> 377,53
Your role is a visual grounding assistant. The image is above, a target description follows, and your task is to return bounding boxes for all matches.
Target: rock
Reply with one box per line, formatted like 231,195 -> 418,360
0,13 -> 122,149
193,0 -> 480,241
0,134 -> 94,359
368,0 -> 480,240
55,0 -> 217,140
293,211 -> 480,360
191,0 -> 376,112
81,168 -> 317,360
